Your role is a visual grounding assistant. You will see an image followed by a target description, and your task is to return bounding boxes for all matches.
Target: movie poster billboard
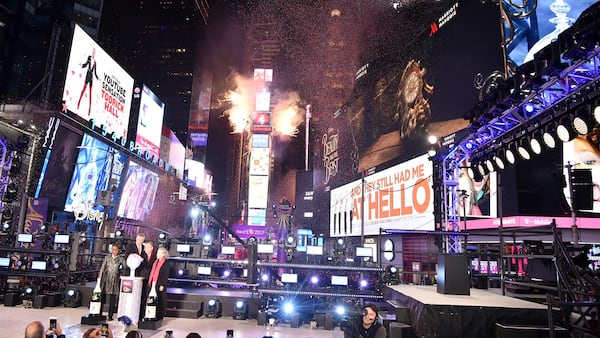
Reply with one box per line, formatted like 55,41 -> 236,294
62,24 -> 134,140
135,85 -> 164,160
330,154 -> 434,237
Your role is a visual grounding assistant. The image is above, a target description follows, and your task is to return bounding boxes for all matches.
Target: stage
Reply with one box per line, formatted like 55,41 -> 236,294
383,285 -> 558,338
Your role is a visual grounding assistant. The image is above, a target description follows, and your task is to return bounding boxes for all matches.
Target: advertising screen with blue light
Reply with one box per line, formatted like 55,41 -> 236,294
116,160 -> 159,221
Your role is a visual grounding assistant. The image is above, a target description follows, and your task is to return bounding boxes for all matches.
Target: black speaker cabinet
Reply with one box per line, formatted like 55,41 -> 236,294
389,322 -> 418,338
437,254 -> 470,295
33,295 -> 47,309
46,292 -> 62,307
290,313 -> 301,328
257,310 -> 267,326
3,292 -> 20,306
324,314 -> 334,330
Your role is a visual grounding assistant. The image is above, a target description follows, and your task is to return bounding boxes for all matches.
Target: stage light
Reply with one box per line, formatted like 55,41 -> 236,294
528,131 -> 543,155
114,229 -> 124,238
593,100 -> 600,124
385,265 -> 400,285
283,301 -> 295,315
310,275 -> 319,285
64,288 -> 82,307
427,146 -> 437,157
505,144 -> 516,165
261,273 -> 270,283
477,162 -> 488,177
572,105 -> 593,135
285,235 -> 297,248
517,139 -> 531,160
23,287 -> 35,300
467,165 -> 484,183
222,269 -> 231,278
158,232 -> 167,240
2,221 -> 10,232
177,268 -> 188,277
206,298 -> 222,318
334,305 -> 347,317
202,233 -> 212,245
542,124 -> 557,149
158,232 -> 169,248
493,154 -> 505,170
232,299 -> 248,320
335,238 -> 346,250
484,158 -> 495,173
556,115 -> 576,142
427,135 -> 438,144
190,207 -> 200,218
359,279 -> 368,288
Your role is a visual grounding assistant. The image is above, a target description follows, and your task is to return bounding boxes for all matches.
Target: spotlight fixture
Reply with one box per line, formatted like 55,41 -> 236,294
158,232 -> 169,248
467,165 -> 484,182
485,158 -> 495,173
202,233 -> 212,245
542,124 -> 557,149
493,154 -> 505,170
556,115 -> 576,142
517,139 -> 531,160
477,161 -> 488,177
310,275 -> 319,285
232,299 -> 248,320
334,238 -> 346,250
593,101 -> 600,124
284,235 -> 297,248
528,131 -> 543,155
260,273 -> 270,284
505,144 -> 516,165
385,265 -> 400,285
283,301 -> 295,315
205,298 -> 222,318
114,229 -> 124,238
64,288 -> 82,308
572,105 -> 593,135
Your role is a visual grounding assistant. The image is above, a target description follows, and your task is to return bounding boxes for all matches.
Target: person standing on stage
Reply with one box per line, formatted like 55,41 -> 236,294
125,233 -> 147,276
139,240 -> 157,319
99,243 -> 125,321
146,247 -> 170,320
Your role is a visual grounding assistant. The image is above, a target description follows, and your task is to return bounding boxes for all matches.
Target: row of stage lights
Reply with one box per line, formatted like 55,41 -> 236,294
466,101 -> 600,180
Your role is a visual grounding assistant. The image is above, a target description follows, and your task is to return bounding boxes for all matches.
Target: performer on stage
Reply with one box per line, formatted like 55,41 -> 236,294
145,247 -> 170,320
99,243 -> 125,321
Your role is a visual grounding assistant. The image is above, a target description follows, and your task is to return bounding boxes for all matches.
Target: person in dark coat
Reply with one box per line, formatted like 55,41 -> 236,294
124,233 -> 147,276
139,240 -> 157,319
145,247 -> 171,320
99,243 -> 125,320
344,304 -> 387,338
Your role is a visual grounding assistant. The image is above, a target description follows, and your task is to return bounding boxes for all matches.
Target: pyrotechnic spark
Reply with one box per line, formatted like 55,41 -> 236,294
272,91 -> 303,137
222,73 -> 258,133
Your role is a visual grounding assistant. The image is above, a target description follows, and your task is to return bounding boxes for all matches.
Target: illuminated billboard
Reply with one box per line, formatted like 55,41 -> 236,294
62,24 -> 134,140
135,85 -> 164,160
117,161 -> 159,221
64,134 -> 127,215
249,148 -> 270,176
248,175 -> 269,210
330,154 -> 434,236
503,0 -> 599,68
159,127 -> 185,180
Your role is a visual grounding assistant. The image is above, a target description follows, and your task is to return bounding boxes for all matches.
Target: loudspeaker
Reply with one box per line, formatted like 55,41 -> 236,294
290,313 -> 301,328
389,322 -> 418,338
46,292 -> 62,307
571,169 -> 593,210
437,254 -> 470,295
3,292 -> 20,306
324,314 -> 334,330
257,310 -> 267,326
33,295 -> 47,309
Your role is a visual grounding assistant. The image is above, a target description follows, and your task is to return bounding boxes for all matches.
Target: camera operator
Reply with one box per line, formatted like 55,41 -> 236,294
343,304 -> 387,338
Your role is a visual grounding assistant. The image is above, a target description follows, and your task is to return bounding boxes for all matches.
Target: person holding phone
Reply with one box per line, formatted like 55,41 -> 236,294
24,319 -> 65,338
82,325 -> 115,338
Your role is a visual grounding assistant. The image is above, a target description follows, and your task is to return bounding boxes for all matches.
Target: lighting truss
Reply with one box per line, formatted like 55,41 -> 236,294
441,46 -> 600,254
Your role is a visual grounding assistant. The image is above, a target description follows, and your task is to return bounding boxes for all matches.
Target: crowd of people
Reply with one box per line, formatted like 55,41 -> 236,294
24,318 -> 203,338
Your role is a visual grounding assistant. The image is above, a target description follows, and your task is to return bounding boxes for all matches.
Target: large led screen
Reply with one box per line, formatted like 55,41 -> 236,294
330,154 -> 434,237
503,0 -> 599,69
117,161 -> 159,221
35,118 -> 82,211
62,24 -> 134,140
563,136 -> 600,213
64,134 -> 127,215
135,85 -> 164,160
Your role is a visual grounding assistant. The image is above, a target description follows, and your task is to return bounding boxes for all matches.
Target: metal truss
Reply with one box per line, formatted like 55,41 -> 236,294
441,46 -> 600,253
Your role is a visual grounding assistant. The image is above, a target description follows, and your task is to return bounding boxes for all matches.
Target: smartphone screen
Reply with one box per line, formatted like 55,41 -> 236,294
49,318 -> 57,329
101,323 -> 109,337
165,329 -> 173,338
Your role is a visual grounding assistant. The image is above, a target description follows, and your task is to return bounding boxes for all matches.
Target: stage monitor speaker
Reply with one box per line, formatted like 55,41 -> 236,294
571,169 -> 593,210
324,314 -> 334,330
33,295 -> 47,309
290,313 -> 301,328
389,322 -> 418,338
3,292 -> 20,306
257,310 -> 267,326
437,254 -> 470,295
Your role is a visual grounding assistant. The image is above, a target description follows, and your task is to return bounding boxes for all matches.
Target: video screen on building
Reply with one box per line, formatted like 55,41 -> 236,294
503,0 -> 599,69
35,118 -> 82,210
117,161 -> 159,221
62,24 -> 134,140
135,85 -> 164,160
64,134 -> 126,213
330,154 -> 434,236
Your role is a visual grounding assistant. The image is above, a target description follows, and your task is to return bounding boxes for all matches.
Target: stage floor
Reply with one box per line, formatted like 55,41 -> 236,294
387,284 -> 547,309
